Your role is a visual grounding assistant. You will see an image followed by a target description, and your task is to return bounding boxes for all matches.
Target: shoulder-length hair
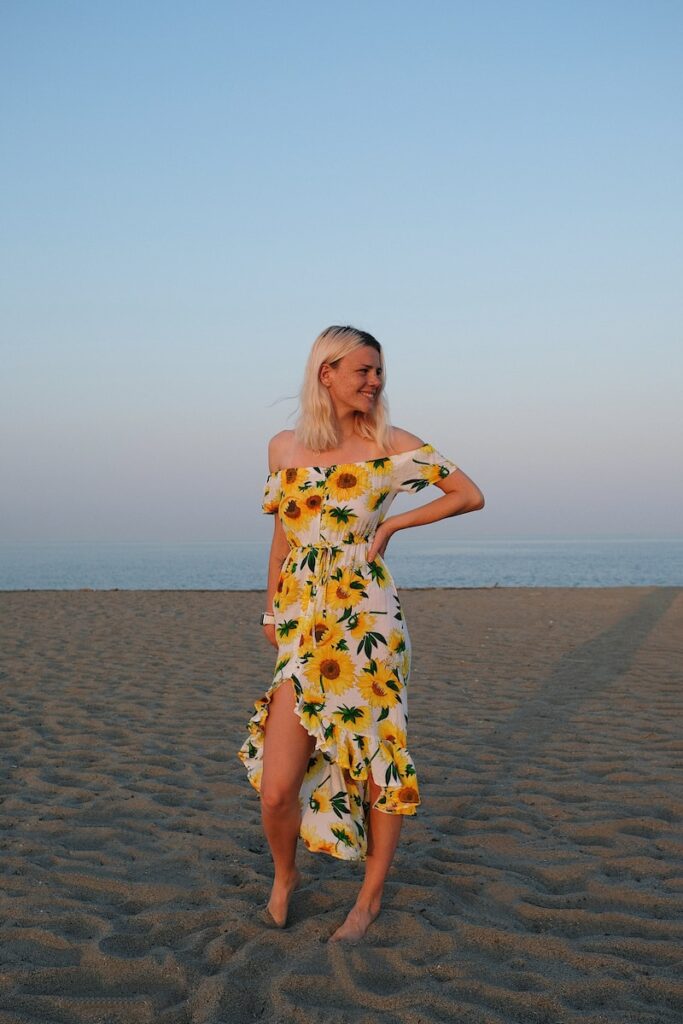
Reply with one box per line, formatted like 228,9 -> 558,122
294,326 -> 394,454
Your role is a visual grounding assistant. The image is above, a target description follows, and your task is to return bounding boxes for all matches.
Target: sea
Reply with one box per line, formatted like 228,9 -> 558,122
1,537 -> 681,590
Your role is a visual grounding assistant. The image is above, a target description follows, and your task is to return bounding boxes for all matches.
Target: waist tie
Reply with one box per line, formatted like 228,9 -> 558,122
289,536 -> 372,648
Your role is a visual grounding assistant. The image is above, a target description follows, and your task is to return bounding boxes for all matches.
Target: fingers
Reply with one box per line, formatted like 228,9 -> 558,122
262,624 -> 278,648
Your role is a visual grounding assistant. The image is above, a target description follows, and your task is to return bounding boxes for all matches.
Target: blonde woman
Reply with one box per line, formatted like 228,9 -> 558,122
239,325 -> 484,942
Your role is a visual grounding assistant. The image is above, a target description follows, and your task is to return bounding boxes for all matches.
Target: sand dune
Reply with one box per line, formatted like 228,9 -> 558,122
1,587 -> 682,1023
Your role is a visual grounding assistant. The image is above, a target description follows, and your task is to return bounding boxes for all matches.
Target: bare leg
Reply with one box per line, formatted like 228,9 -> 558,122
328,777 -> 403,942
260,678 -> 315,926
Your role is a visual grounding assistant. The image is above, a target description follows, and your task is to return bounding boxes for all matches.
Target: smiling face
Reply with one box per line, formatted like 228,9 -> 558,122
319,344 -> 383,417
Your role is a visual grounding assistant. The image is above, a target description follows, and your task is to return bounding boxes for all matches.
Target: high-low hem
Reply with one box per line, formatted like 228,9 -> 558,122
237,674 -> 420,863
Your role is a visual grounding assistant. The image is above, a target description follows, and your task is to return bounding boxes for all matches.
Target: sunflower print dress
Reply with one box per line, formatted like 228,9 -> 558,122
238,442 -> 458,862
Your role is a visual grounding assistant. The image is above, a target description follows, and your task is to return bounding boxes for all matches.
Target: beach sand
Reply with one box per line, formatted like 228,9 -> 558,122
1,587 -> 682,1024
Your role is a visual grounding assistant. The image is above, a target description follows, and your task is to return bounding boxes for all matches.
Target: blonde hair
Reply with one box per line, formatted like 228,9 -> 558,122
294,326 -> 394,453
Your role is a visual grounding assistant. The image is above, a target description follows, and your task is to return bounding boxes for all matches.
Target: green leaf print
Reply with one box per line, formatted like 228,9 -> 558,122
331,825 -> 354,848
303,548 -> 318,572
402,477 -> 431,492
277,618 -> 299,638
323,721 -> 335,740
274,656 -> 291,675
328,505 -> 357,524
377,706 -> 389,721
367,559 -> 387,583
335,704 -> 366,725
370,490 -> 389,510
330,791 -> 350,818
358,630 -> 388,658
385,761 -> 400,785
302,697 -> 325,719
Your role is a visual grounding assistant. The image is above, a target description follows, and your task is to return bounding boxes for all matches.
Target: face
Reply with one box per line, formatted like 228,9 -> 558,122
320,345 -> 383,414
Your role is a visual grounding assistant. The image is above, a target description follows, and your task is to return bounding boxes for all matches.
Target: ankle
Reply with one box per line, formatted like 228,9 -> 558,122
273,866 -> 300,886
354,891 -> 382,915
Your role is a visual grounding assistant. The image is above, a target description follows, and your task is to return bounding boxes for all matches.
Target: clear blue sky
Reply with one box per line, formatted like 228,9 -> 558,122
2,1 -> 681,543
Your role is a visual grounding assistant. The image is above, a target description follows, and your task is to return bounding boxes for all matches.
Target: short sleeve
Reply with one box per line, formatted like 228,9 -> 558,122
392,443 -> 458,494
261,472 -> 281,514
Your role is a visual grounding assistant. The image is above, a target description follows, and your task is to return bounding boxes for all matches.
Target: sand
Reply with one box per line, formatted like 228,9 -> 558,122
1,586 -> 682,1024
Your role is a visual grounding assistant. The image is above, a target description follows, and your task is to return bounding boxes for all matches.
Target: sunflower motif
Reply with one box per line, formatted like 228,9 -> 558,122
391,746 -> 415,779
300,821 -> 337,856
275,571 -> 300,612
396,784 -> 419,805
386,628 -> 410,676
302,490 -> 324,517
331,824 -> 355,849
387,629 -> 406,655
326,464 -> 370,501
327,567 -> 368,611
420,461 -> 450,485
333,703 -> 371,733
293,578 -> 314,616
309,785 -> 332,813
357,661 -> 402,708
298,689 -> 326,728
304,753 -> 324,782
305,617 -> 345,648
346,610 -> 377,639
281,496 -> 305,523
282,467 -> 308,490
366,488 -> 390,512
321,504 -> 358,534
304,646 -> 356,695
368,457 -> 393,477
262,476 -> 281,514
378,719 -> 407,749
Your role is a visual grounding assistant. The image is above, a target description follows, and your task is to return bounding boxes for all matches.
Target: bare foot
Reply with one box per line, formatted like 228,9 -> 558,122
266,869 -> 301,928
328,902 -> 380,943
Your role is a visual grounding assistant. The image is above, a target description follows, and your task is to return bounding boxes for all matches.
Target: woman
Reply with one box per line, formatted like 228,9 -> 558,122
238,325 -> 484,942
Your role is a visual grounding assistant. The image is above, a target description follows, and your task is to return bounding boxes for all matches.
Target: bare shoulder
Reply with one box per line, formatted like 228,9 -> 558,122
389,426 -> 426,454
267,430 -> 294,473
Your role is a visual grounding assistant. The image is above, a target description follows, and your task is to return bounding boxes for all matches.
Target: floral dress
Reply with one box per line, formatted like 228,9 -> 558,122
238,442 -> 458,861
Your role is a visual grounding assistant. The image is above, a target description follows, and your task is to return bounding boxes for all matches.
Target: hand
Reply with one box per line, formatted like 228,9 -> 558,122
262,623 -> 278,648
367,521 -> 394,562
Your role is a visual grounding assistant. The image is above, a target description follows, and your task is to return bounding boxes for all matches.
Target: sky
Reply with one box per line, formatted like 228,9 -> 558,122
1,0 -> 681,544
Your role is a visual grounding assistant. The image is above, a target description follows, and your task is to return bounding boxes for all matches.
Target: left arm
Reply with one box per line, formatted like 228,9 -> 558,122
368,468 -> 485,561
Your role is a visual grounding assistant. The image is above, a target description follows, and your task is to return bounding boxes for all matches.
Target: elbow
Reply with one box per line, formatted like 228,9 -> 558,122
470,488 -> 485,512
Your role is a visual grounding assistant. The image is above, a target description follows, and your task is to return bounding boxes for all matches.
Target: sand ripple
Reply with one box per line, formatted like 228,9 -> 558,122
1,587 -> 681,1023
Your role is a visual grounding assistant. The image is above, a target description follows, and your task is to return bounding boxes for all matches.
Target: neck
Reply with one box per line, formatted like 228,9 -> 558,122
330,410 -> 362,444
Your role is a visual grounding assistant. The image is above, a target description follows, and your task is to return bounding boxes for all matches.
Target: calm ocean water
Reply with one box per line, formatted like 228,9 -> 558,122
1,537 -> 681,590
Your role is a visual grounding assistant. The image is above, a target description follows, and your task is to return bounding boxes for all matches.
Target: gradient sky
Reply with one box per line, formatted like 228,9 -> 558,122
2,1 -> 681,544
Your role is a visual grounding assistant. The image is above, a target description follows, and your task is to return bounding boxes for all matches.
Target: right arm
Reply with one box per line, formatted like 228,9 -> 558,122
262,516 -> 289,648
262,434 -> 290,648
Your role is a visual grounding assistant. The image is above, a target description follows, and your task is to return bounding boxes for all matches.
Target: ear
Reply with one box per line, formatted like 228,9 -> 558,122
319,362 -> 332,387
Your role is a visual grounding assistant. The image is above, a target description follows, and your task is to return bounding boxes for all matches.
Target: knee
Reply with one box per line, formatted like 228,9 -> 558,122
260,782 -> 300,815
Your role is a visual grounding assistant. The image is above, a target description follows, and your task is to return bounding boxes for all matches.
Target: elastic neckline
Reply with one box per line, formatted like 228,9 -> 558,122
267,443 -> 432,479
